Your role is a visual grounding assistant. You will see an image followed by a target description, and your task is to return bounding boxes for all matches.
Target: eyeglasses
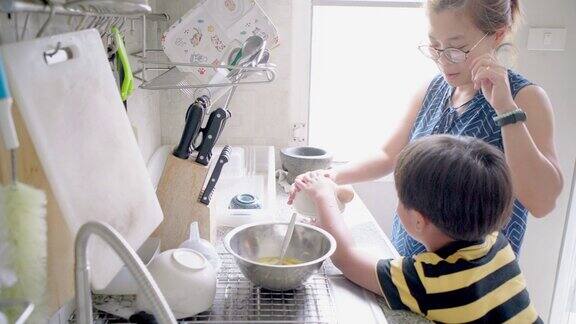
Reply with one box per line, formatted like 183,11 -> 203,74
418,34 -> 488,64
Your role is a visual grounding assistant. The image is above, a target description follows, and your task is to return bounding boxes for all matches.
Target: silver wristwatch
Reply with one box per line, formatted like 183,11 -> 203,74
493,108 -> 527,127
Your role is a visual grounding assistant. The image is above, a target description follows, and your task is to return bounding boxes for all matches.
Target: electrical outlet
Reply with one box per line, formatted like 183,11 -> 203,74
527,28 -> 567,51
292,122 -> 306,143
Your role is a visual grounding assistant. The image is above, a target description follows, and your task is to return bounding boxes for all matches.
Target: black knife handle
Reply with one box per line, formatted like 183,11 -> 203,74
195,108 -> 231,166
173,101 -> 205,159
186,95 -> 210,120
200,145 -> 231,205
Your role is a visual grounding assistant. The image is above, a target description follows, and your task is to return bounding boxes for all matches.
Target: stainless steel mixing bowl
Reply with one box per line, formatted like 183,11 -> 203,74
224,222 -> 336,291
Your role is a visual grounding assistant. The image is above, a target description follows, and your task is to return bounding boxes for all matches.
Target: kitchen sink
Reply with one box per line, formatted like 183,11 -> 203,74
69,250 -> 337,323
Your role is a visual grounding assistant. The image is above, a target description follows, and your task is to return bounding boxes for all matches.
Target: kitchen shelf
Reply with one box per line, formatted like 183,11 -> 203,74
133,49 -> 276,91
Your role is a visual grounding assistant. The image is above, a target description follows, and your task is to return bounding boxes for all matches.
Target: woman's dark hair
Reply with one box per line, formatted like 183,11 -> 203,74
426,0 -> 523,35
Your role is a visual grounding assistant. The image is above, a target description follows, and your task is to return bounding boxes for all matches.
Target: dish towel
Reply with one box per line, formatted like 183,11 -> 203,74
162,0 -> 280,83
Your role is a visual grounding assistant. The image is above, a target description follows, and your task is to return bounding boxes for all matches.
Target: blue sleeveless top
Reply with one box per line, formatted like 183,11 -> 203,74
391,70 -> 533,257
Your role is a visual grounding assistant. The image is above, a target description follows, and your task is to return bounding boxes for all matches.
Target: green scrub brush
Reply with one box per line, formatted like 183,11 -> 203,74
0,54 -> 48,323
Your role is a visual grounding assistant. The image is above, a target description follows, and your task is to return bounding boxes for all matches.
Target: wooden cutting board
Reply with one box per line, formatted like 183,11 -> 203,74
0,29 -> 163,290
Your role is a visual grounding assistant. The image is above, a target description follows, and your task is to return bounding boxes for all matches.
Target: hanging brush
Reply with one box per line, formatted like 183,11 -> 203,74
0,53 -> 18,293
0,54 -> 48,323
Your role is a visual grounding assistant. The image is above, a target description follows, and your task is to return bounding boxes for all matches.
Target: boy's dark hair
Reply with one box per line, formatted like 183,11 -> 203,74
394,135 -> 513,241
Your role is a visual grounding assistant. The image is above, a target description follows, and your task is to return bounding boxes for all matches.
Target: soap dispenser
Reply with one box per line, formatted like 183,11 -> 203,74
179,222 -> 221,272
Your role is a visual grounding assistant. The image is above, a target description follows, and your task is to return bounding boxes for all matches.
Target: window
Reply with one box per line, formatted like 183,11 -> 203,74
309,2 -> 438,162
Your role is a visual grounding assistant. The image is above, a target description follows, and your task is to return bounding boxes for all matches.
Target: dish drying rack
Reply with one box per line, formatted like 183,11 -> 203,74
133,51 -> 276,91
132,38 -> 276,95
131,0 -> 278,95
68,253 -> 337,324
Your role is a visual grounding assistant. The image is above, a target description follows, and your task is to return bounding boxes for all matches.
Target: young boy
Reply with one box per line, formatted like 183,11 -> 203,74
292,135 -> 542,323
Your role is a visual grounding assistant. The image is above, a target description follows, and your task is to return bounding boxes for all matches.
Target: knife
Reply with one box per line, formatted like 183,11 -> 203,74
173,96 -> 210,159
199,145 -> 231,205
195,107 -> 231,166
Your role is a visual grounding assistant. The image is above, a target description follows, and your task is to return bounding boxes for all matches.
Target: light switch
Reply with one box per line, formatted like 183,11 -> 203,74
543,32 -> 553,46
527,28 -> 567,51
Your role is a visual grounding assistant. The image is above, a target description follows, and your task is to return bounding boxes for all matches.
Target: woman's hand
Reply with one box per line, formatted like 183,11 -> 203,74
287,169 -> 336,204
469,53 -> 517,114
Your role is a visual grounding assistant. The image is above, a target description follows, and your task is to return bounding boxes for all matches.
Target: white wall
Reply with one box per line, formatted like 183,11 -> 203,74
551,162 -> 576,323
515,0 -> 576,320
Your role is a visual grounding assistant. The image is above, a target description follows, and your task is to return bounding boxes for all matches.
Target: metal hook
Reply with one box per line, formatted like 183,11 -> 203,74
36,1 -> 56,37
98,17 -> 111,37
14,12 -> 19,41
117,17 -> 127,34
103,17 -> 121,42
89,15 -> 105,31
193,88 -> 213,102
95,16 -> 107,34
81,15 -> 97,30
44,42 -> 63,58
75,15 -> 88,31
67,15 -> 75,27
20,13 -> 30,40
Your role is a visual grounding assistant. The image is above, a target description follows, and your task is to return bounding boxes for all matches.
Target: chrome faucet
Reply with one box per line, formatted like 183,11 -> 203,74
74,221 -> 176,324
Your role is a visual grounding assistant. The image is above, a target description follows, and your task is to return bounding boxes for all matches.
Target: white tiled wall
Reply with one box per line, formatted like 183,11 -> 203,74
512,0 -> 576,320
155,0 -> 296,151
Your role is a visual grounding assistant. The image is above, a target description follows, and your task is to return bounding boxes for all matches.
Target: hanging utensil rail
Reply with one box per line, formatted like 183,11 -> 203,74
1,0 -> 168,20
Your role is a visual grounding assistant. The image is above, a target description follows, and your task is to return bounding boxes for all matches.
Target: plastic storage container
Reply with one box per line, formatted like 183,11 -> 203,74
210,146 -> 276,227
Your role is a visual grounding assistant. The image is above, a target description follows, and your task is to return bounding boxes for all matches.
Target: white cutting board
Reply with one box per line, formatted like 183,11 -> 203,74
0,30 -> 163,289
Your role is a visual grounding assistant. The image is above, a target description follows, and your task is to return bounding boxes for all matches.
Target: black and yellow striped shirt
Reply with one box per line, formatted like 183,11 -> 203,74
376,232 -> 542,323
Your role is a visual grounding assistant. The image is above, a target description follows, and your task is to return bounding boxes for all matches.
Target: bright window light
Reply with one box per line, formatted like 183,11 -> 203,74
309,5 -> 438,161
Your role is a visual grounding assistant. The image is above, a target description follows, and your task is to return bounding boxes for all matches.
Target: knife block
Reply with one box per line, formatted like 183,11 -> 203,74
154,154 -> 216,251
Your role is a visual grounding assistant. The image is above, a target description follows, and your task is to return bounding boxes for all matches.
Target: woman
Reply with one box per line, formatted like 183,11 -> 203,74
290,0 -> 563,257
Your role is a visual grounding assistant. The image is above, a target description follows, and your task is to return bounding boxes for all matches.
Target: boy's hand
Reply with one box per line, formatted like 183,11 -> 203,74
293,170 -> 338,204
288,169 -> 336,204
